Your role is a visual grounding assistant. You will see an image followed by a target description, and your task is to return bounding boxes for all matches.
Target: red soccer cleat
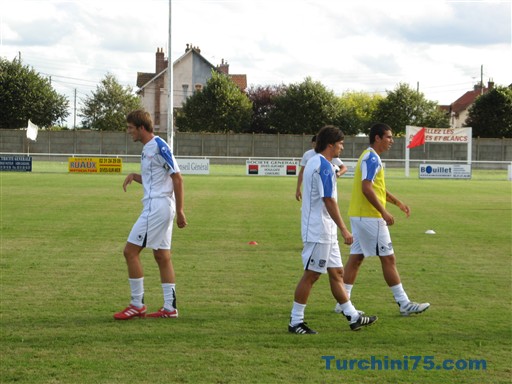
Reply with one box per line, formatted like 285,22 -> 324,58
113,304 -> 147,320
146,307 -> 179,318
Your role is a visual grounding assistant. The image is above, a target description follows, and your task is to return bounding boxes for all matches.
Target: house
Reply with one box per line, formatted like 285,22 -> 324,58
448,80 -> 494,128
136,45 -> 247,133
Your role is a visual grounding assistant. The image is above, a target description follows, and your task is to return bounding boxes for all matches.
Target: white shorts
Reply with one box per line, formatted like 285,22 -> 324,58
302,242 -> 343,274
128,197 -> 175,250
350,217 -> 394,257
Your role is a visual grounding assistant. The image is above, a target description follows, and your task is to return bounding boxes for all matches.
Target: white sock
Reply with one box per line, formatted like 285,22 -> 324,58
129,277 -> 144,308
162,283 -> 176,311
290,302 -> 306,326
339,300 -> 360,323
344,283 -> 353,299
390,283 -> 409,307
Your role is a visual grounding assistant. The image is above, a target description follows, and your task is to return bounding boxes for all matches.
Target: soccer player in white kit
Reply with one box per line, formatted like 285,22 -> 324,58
295,135 -> 347,201
288,126 -> 377,333
114,110 -> 187,320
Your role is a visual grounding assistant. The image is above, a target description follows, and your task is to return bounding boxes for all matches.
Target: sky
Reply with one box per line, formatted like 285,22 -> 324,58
1,0 -> 511,128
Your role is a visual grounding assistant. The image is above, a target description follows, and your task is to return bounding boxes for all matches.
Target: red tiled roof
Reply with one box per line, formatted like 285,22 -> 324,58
451,87 -> 489,114
137,72 -> 156,88
229,74 -> 247,92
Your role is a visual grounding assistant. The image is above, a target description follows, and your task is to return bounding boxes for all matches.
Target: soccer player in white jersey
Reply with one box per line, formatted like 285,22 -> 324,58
296,135 -> 347,201
288,126 -> 377,334
114,110 -> 187,320
336,123 -> 430,317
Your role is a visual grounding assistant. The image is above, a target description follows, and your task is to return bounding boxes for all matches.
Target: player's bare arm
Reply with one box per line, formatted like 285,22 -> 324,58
295,166 -> 305,201
123,173 -> 142,192
323,197 -> 353,245
362,180 -> 394,225
336,164 -> 348,178
171,172 -> 187,228
386,190 -> 410,218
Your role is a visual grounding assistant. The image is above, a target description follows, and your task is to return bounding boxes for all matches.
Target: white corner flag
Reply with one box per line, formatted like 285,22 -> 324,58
27,119 -> 39,141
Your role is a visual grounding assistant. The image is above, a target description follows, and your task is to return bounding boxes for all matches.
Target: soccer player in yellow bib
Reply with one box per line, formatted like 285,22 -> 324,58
289,126 -> 378,334
334,123 -> 430,317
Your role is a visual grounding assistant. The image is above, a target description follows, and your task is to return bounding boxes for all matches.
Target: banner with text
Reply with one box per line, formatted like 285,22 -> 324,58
176,158 -> 210,175
68,157 -> 122,173
246,159 -> 300,176
0,156 -> 32,172
342,162 -> 356,178
419,164 -> 471,179
406,127 -> 470,144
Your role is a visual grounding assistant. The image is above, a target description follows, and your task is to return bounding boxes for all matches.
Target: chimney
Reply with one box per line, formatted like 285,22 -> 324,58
185,44 -> 200,53
217,58 -> 229,74
156,47 -> 165,73
488,79 -> 494,90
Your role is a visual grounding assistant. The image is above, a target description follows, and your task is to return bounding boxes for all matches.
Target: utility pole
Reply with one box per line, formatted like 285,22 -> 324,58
480,65 -> 484,95
73,89 -> 77,129
167,0 -> 174,150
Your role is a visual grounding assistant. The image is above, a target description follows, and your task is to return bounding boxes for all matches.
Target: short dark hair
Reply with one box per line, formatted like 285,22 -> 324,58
315,125 -> 345,153
126,110 -> 154,133
369,123 -> 391,144
311,135 -> 317,142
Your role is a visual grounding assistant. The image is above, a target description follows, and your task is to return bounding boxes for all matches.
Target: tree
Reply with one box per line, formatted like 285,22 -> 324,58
0,58 -> 69,128
269,77 -> 342,134
336,91 -> 383,135
176,71 -> 252,133
466,86 -> 512,138
80,74 -> 142,130
246,84 -> 287,133
372,83 -> 449,134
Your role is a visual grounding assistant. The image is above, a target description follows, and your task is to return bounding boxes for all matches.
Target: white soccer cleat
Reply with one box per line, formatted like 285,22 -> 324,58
399,301 -> 430,316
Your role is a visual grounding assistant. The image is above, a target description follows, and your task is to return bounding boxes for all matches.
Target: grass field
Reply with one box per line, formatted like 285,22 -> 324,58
1,163 -> 511,383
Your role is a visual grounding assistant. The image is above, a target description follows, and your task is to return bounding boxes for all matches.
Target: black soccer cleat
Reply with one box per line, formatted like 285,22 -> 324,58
349,315 -> 378,331
288,322 -> 318,334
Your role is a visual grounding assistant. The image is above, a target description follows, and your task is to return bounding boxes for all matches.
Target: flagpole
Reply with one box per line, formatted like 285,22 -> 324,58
167,0 -> 174,150
405,126 -> 410,177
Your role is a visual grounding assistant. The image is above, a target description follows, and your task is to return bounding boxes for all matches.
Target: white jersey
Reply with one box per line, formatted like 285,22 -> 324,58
301,153 -> 338,243
300,149 -> 316,166
141,136 -> 180,203
331,157 -> 344,167
301,149 -> 344,169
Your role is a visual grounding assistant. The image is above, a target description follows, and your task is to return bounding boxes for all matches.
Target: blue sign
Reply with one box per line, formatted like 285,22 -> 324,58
0,156 -> 32,172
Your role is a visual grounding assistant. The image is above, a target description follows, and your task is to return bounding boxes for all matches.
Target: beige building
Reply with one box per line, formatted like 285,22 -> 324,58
136,45 -> 247,133
448,80 -> 494,128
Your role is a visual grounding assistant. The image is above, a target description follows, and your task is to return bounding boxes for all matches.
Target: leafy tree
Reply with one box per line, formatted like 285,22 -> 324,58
372,83 -> 449,134
80,74 -> 142,130
246,84 -> 287,133
466,86 -> 512,138
176,71 -> 252,133
336,91 -> 383,135
269,77 -> 342,134
0,58 -> 69,128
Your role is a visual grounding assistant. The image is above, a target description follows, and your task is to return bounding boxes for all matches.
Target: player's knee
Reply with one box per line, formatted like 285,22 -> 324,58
123,246 -> 135,259
328,267 -> 344,280
380,254 -> 396,265
347,256 -> 363,269
302,271 -> 320,285
153,251 -> 171,264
